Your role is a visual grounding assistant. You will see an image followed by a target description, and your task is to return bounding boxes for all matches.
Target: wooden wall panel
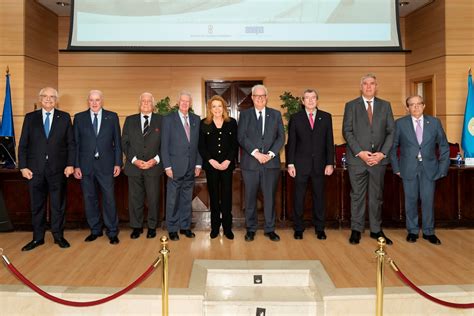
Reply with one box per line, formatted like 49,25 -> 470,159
445,56 -> 474,115
58,66 -> 405,121
24,57 -> 58,112
405,1 -> 445,66
406,57 -> 446,114
445,115 -> 464,145
0,0 -> 24,55
0,57 -> 25,114
445,1 -> 474,55
25,0 -> 58,66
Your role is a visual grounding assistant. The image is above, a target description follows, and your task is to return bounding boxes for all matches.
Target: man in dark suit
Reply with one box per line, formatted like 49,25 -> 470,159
287,89 -> 334,240
390,95 -> 449,245
122,92 -> 163,239
73,90 -> 122,245
342,74 -> 395,245
238,84 -> 285,242
161,91 -> 202,241
18,87 -> 75,251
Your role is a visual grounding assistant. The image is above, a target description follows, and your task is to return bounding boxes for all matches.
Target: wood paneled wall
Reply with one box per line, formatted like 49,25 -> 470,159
405,0 -> 474,145
0,0 -> 58,142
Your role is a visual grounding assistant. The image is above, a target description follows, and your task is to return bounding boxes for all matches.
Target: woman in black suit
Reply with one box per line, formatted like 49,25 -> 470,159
199,95 -> 238,239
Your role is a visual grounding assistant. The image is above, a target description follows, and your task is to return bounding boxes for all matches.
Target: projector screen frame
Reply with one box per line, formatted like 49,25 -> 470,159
66,0 -> 404,53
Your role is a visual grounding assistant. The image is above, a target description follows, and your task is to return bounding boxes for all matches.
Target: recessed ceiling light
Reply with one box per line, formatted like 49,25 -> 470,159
56,1 -> 70,6
399,1 -> 410,6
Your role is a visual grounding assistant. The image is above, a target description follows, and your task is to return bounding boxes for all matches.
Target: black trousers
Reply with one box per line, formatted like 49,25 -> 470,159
205,168 -> 233,232
28,164 -> 67,241
293,172 -> 325,232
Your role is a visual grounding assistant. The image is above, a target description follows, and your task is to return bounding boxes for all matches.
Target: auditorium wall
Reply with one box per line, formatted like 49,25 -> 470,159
1,0 -> 473,156
0,0 -> 58,143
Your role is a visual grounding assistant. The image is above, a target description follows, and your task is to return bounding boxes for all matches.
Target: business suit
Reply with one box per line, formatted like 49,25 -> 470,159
122,113 -> 163,231
342,96 -> 394,233
74,109 -> 122,238
238,107 -> 285,233
18,109 -> 75,241
390,115 -> 449,235
161,110 -> 202,233
198,118 -> 238,234
287,109 -> 334,232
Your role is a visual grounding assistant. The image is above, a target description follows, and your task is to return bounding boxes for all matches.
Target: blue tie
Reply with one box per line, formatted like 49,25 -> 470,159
44,112 -> 51,138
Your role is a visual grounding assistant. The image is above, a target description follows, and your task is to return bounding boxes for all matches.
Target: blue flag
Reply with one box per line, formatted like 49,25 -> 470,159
0,72 -> 16,168
0,73 -> 14,137
461,71 -> 474,158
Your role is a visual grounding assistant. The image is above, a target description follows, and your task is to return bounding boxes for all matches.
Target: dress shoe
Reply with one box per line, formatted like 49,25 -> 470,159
109,236 -> 120,245
169,232 -> 179,241
146,229 -> 156,239
224,230 -> 234,240
244,231 -> 255,242
21,239 -> 45,252
84,233 -> 103,242
423,234 -> 441,245
210,230 -> 219,239
316,230 -> 327,240
264,231 -> 280,242
294,231 -> 303,240
349,230 -> 361,244
130,228 -> 143,239
370,231 -> 393,245
406,233 -> 418,243
54,237 -> 70,249
180,229 -> 196,238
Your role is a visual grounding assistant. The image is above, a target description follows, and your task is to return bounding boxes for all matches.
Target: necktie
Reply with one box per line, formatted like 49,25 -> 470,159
93,113 -> 99,158
44,112 -> 51,138
416,119 -> 423,144
93,113 -> 98,136
184,115 -> 190,142
367,100 -> 373,125
257,111 -> 263,136
143,115 -> 149,136
309,112 -> 314,129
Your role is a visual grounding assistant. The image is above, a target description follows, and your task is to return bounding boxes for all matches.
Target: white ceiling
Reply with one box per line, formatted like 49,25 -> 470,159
37,0 -> 435,18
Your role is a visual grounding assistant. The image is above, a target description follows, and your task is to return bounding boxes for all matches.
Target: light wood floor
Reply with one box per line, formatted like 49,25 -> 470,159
0,229 -> 473,290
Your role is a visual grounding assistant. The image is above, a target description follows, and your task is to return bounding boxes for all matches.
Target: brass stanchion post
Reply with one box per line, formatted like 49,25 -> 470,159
160,236 -> 170,316
375,237 -> 386,316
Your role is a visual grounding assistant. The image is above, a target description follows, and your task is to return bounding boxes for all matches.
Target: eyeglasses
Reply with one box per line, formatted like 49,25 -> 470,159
40,95 -> 57,100
408,102 -> 424,107
252,94 -> 267,99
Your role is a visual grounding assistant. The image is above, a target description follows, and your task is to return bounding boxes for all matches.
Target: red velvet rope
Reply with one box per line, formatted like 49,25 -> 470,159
5,262 -> 156,307
393,268 -> 474,309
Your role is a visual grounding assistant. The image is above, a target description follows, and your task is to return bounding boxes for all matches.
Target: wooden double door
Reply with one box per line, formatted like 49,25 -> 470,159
204,80 -> 262,120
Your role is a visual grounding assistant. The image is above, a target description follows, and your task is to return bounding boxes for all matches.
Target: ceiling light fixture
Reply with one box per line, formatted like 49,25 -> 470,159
56,1 -> 70,6
399,1 -> 410,6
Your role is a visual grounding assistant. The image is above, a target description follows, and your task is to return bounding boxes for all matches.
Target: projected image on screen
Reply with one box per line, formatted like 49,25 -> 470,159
68,0 -> 402,51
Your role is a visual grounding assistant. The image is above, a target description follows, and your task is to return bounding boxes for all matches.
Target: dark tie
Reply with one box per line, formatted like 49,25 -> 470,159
257,111 -> 263,136
93,113 -> 98,136
143,115 -> 149,136
367,100 -> 373,125
93,113 -> 99,158
44,112 -> 51,138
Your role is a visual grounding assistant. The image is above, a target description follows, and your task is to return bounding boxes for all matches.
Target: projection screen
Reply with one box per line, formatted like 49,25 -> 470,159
68,0 -> 403,52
